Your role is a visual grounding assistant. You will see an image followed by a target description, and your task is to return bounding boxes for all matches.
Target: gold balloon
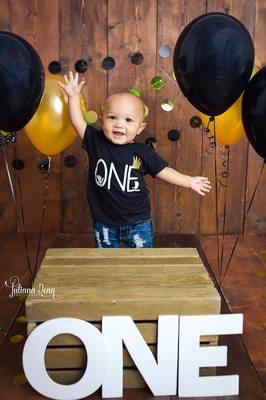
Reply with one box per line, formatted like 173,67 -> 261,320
24,75 -> 85,156
200,65 -> 259,146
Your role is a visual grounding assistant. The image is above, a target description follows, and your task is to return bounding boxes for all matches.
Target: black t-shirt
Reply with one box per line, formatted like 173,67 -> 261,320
81,125 -> 168,225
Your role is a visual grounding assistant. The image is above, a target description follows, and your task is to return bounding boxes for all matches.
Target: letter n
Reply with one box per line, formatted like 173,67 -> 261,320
102,316 -> 179,397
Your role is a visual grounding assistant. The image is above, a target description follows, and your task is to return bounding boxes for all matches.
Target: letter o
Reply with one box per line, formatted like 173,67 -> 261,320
23,318 -> 109,400
95,159 -> 108,187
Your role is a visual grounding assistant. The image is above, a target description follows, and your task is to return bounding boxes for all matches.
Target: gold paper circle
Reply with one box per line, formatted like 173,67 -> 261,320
13,373 -> 27,385
10,334 -> 24,343
84,110 -> 98,124
16,316 -> 27,324
144,105 -> 149,118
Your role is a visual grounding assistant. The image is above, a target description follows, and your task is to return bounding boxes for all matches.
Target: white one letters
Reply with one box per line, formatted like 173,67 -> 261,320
22,314 -> 243,400
94,159 -> 140,192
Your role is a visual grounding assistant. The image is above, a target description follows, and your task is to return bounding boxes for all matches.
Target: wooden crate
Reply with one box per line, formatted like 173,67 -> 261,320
26,248 -> 221,387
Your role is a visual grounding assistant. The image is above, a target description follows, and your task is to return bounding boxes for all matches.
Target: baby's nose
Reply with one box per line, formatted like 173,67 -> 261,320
114,121 -> 124,128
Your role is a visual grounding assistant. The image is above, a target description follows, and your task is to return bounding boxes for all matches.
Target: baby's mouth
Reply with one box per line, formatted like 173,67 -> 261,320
112,131 -> 125,138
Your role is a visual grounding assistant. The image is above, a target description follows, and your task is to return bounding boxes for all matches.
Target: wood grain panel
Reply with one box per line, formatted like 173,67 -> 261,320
0,1 -> 265,235
108,0 -> 158,229
60,0 -> 107,233
156,0 -> 206,234
9,0 -> 60,232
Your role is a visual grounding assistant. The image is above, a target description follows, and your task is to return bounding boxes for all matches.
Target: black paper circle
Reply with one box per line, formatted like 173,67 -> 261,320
167,129 -> 180,141
64,155 -> 77,168
102,57 -> 115,70
12,159 -> 24,170
48,61 -> 61,74
38,158 -> 50,172
74,59 -> 89,73
129,52 -> 144,65
190,116 -> 202,129
145,137 -> 157,149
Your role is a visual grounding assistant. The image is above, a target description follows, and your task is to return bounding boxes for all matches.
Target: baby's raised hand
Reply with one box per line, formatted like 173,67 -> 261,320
189,176 -> 211,196
58,71 -> 85,97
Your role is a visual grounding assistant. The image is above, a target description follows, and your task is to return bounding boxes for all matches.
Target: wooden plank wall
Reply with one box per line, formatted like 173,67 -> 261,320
0,0 -> 265,235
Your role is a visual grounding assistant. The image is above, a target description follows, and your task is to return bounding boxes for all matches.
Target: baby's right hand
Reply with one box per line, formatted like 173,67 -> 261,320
58,71 -> 85,97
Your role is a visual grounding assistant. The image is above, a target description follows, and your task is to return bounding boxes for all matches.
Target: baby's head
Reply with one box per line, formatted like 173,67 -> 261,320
100,91 -> 146,145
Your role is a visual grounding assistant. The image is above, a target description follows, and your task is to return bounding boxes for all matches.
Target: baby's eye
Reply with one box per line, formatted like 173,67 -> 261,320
108,115 -> 116,120
126,118 -> 133,123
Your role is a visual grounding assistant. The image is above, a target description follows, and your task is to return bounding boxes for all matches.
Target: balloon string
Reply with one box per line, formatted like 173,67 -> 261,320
2,141 -> 32,285
197,124 -> 205,234
1,141 -> 17,207
219,146 -> 230,285
221,160 -> 265,284
211,117 -> 221,283
243,160 -> 265,231
14,143 -> 33,287
33,156 -> 52,280
204,117 -> 216,149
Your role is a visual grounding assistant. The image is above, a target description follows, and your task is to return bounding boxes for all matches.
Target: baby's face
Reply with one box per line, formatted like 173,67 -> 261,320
101,93 -> 146,145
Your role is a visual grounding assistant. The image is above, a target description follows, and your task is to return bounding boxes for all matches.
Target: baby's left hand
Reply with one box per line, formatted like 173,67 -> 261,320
189,176 -> 211,196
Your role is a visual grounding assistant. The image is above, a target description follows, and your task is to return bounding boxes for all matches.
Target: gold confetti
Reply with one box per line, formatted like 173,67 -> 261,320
262,323 -> 266,329
256,270 -> 266,277
16,316 -> 27,324
261,293 -> 266,301
259,249 -> 266,254
100,101 -> 105,111
144,105 -> 149,118
13,373 -> 27,385
18,295 -> 27,303
10,334 -> 24,343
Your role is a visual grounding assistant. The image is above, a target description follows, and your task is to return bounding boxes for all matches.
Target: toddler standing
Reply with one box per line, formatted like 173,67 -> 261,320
59,72 -> 211,248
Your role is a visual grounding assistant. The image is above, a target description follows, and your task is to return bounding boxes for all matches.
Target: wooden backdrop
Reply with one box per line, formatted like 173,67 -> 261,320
0,0 -> 265,235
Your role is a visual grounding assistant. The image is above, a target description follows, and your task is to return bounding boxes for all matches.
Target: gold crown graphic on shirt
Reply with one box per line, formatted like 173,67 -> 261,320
132,156 -> 142,169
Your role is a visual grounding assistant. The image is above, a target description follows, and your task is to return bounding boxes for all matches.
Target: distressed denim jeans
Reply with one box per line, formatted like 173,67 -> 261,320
93,218 -> 153,248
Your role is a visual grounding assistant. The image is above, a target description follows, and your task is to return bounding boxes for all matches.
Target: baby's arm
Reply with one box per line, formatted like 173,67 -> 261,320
156,167 -> 211,196
58,72 -> 86,139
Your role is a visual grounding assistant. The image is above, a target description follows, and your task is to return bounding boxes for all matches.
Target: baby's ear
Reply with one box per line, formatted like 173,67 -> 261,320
137,122 -> 147,135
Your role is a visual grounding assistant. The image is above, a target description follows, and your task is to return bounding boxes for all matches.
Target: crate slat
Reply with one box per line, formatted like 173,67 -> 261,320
47,367 -> 217,388
34,266 -> 212,287
27,322 -> 218,347
44,248 -> 200,260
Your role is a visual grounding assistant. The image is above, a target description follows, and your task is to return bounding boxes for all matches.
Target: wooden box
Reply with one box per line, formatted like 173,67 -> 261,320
26,248 -> 221,387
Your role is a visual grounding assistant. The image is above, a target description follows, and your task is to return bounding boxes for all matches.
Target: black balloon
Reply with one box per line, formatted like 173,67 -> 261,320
173,13 -> 254,116
0,31 -> 44,132
242,67 -> 266,160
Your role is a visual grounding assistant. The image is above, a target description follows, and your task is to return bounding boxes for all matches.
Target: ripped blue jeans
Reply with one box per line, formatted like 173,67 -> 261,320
93,218 -> 153,248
